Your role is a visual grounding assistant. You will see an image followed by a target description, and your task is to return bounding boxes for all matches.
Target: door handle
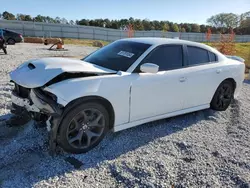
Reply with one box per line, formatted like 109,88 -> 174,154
179,77 -> 186,82
216,69 -> 222,74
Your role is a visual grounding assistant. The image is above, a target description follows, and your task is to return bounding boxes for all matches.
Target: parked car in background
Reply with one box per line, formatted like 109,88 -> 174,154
1,29 -> 23,45
9,38 -> 245,154
0,29 -> 7,54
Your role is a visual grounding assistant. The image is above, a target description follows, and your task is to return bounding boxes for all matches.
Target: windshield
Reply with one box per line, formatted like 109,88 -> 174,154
83,40 -> 151,71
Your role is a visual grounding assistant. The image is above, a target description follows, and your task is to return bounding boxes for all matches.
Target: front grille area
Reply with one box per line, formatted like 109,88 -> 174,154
14,83 -> 30,98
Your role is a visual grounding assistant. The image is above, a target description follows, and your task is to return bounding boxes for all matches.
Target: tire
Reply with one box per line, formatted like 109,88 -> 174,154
58,101 -> 109,154
3,47 -> 7,54
210,80 -> 234,111
7,38 -> 15,45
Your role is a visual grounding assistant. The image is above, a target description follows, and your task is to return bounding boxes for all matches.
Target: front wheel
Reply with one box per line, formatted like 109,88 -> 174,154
58,102 -> 109,154
210,80 -> 234,111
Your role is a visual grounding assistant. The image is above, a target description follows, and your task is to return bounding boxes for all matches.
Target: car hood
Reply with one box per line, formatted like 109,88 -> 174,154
9,57 -> 116,88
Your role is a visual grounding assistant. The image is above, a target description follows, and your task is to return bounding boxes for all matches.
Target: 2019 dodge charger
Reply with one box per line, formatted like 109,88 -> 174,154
9,38 -> 245,154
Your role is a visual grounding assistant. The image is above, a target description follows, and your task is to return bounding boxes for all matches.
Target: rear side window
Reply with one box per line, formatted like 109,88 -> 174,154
208,51 -> 217,62
187,46 -> 210,66
137,45 -> 183,72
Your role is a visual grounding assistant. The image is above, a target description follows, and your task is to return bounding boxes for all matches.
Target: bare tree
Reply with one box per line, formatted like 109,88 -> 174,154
207,11 -> 250,29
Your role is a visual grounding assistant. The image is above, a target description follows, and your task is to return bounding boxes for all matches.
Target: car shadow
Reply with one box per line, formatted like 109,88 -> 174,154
77,108 -> 216,165
0,107 -> 219,187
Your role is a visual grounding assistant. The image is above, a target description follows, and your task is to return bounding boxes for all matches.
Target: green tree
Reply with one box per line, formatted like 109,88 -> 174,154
134,19 -> 144,30
24,15 -> 32,21
191,24 -> 200,32
89,20 -> 96,26
111,21 -> 119,29
129,17 -> 134,24
186,24 -> 192,32
207,13 -> 240,28
78,19 -> 89,26
181,27 -> 186,32
152,20 -> 161,30
200,24 -> 207,33
16,14 -> 25,21
142,19 -> 152,30
162,23 -> 169,32
239,18 -> 250,34
119,19 -> 129,29
104,18 -> 111,28
172,24 -> 179,32
2,11 -> 16,20
34,15 -> 44,22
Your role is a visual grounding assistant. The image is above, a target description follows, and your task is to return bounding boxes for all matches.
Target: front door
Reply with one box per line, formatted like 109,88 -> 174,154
130,44 -> 187,122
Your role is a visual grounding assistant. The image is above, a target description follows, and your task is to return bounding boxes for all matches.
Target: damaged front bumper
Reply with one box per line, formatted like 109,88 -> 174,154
11,91 -> 40,112
11,84 -> 65,155
11,85 -> 63,120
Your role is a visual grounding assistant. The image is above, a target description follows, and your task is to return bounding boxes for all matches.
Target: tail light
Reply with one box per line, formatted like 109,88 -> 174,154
19,34 -> 22,38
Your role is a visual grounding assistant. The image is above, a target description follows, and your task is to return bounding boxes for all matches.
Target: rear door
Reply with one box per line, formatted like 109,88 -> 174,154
181,45 -> 224,109
130,45 -> 187,121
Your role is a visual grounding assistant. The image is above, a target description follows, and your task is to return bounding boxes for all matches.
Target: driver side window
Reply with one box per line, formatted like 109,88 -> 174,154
134,45 -> 183,72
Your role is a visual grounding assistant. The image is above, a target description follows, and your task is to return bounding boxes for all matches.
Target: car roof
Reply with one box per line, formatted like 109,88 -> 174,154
2,29 -> 19,33
120,37 -> 215,50
120,37 -> 226,61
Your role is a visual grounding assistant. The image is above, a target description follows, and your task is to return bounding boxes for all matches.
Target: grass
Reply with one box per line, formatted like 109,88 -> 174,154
206,42 -> 250,67
235,43 -> 250,67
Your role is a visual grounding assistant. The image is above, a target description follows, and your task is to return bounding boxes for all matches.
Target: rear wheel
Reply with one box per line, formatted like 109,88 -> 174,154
58,102 -> 109,154
210,80 -> 234,111
7,38 -> 15,45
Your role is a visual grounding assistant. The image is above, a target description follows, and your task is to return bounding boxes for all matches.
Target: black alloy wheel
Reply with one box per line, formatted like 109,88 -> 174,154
58,102 -> 109,154
211,80 -> 234,111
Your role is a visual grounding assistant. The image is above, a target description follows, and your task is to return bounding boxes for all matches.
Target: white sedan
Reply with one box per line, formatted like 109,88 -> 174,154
10,38 -> 245,154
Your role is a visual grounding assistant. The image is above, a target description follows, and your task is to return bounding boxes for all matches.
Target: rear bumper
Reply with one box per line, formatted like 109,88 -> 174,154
15,37 -> 23,43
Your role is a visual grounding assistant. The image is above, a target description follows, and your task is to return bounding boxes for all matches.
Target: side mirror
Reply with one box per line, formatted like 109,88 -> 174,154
140,63 -> 159,73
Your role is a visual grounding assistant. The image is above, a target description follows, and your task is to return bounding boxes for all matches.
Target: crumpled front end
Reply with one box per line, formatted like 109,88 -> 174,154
11,83 -> 63,122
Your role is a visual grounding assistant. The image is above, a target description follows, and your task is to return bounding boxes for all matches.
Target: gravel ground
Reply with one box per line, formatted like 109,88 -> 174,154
0,43 -> 250,188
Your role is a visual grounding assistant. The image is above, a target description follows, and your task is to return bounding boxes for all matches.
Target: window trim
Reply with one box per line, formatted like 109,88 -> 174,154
132,44 -> 185,73
208,51 -> 218,62
185,45 -> 218,68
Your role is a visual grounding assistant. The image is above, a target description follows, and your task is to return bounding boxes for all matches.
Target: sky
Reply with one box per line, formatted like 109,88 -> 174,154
1,0 -> 250,24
